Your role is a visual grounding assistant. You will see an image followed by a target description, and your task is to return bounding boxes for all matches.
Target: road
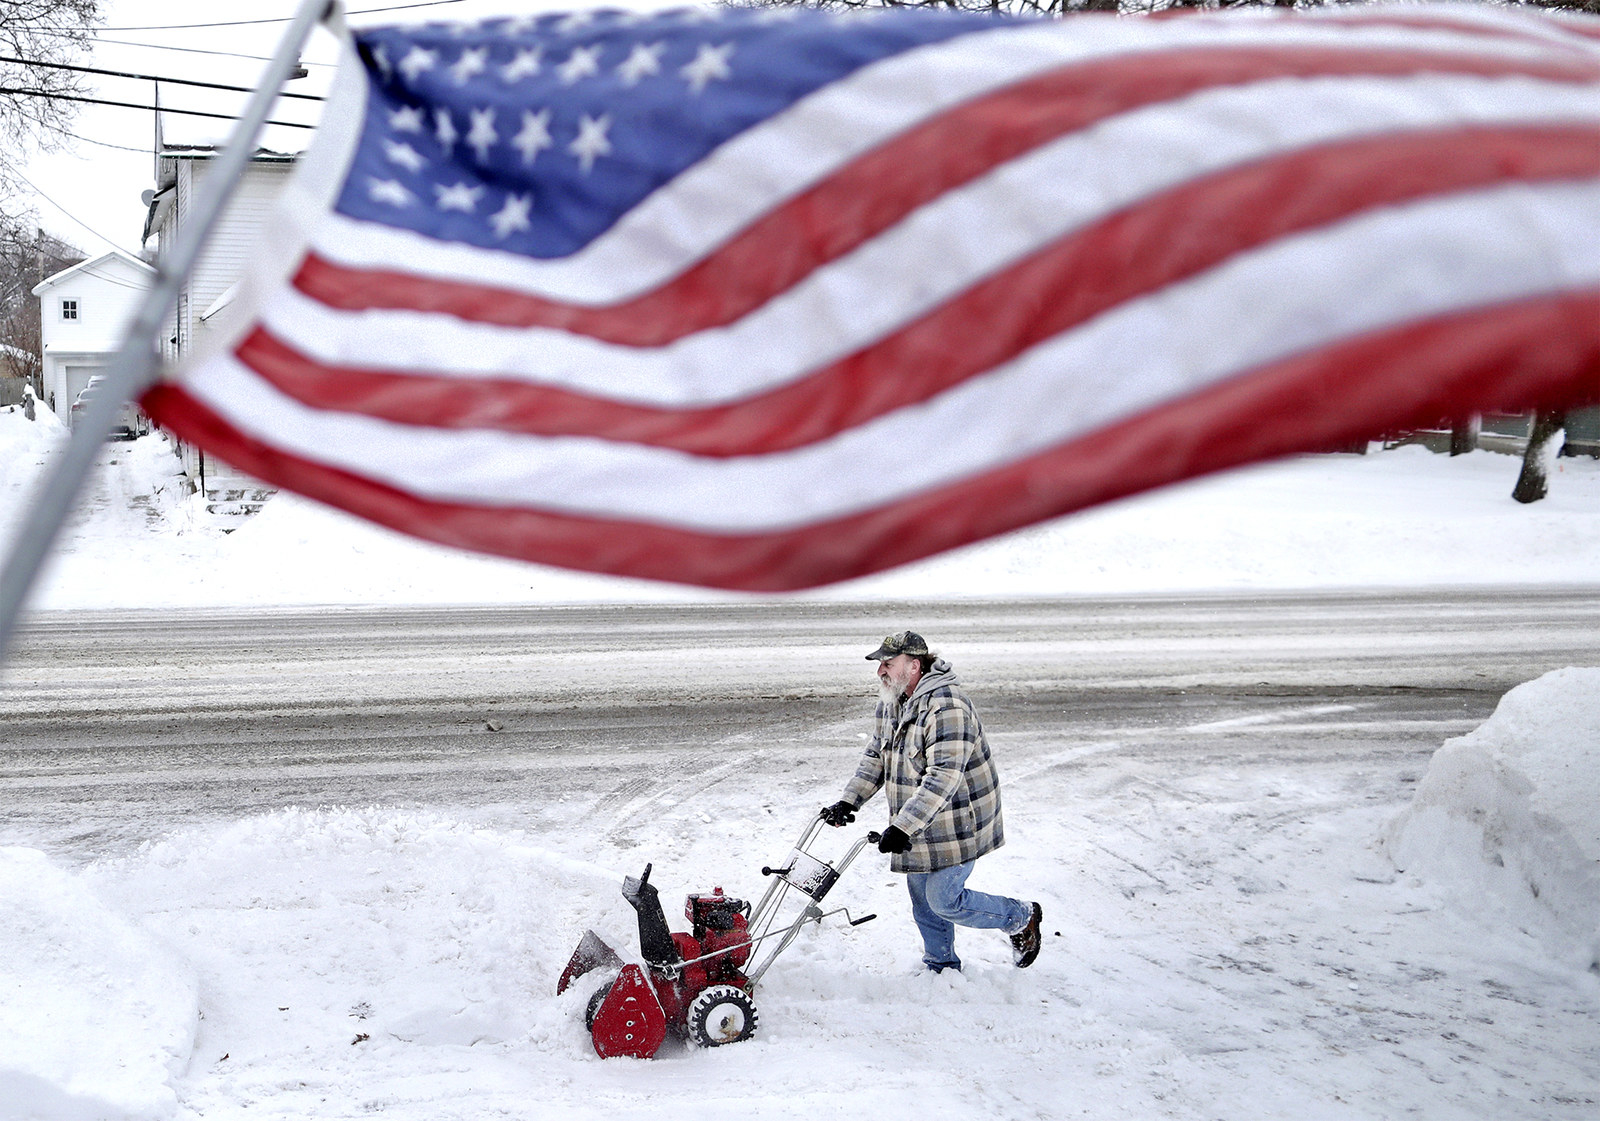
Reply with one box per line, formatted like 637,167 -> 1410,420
3,588 -> 1597,862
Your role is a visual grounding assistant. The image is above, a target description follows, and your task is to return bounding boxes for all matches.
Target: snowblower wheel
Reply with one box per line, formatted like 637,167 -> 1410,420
584,981 -> 613,1031
686,985 -> 759,1047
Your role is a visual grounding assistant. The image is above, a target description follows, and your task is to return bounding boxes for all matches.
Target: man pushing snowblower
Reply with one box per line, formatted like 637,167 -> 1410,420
557,629 -> 1038,1059
821,630 -> 1042,974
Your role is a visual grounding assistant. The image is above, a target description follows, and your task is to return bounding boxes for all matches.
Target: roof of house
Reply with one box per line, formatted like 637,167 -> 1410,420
30,249 -> 156,297
144,141 -> 301,243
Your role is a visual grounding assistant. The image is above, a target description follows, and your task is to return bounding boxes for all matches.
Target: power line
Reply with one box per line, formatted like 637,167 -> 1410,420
99,41 -> 333,68
0,55 -> 325,101
98,1 -> 465,32
29,30 -> 338,68
61,128 -> 156,155
5,165 -> 130,254
0,87 -> 314,128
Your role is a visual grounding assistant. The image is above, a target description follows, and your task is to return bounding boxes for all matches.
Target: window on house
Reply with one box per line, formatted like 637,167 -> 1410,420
60,299 -> 79,321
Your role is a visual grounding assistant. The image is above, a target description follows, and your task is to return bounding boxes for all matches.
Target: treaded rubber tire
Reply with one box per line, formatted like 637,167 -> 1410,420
685,985 -> 759,1047
584,981 -> 613,1031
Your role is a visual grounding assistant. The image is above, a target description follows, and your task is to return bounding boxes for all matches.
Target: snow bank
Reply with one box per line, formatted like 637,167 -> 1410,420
0,848 -> 198,1120
0,402 -> 65,541
81,809 -> 631,1072
0,398 -> 65,445
1385,668 -> 1600,972
59,806 -> 1118,1120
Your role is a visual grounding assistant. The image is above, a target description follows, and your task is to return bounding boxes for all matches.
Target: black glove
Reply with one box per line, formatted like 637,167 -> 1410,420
820,800 -> 857,827
877,825 -> 911,854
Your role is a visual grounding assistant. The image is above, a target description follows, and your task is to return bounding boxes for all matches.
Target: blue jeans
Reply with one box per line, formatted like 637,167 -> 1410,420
905,860 -> 1031,972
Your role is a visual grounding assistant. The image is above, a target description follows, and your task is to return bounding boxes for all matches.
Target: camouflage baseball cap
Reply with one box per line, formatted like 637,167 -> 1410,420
865,630 -> 929,661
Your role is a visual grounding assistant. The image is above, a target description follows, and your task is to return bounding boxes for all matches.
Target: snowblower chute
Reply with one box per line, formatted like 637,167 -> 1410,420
558,817 -> 878,1058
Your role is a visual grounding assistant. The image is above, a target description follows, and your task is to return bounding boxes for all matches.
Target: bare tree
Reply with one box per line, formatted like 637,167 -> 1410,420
0,1 -> 103,204
1511,410 -> 1567,504
0,2 -> 100,406
0,221 -> 85,399
1449,416 -> 1479,457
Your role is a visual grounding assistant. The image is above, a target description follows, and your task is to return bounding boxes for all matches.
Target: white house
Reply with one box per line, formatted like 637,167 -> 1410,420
142,120 -> 304,509
143,145 -> 296,369
30,249 -> 156,425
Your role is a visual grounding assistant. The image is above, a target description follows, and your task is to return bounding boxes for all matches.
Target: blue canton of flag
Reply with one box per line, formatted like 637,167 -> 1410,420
342,6 -> 1002,258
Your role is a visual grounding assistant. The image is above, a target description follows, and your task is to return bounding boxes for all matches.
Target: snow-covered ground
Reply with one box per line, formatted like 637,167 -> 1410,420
3,402 -> 1599,1119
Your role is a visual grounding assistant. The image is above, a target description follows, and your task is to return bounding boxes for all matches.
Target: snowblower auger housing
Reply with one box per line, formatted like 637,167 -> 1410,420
558,817 -> 878,1058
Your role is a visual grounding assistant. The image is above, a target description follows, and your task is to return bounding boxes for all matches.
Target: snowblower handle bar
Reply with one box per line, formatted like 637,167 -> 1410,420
662,902 -> 872,976
760,822 -> 880,877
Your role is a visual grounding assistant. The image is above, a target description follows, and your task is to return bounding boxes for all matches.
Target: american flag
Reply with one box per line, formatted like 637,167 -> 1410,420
143,3 -> 1600,591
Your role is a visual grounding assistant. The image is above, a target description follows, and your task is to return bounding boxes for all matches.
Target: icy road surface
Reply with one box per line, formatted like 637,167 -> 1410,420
4,590 -> 1593,860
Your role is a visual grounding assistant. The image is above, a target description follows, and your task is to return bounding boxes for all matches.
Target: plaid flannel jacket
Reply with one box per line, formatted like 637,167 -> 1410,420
840,660 -> 1005,873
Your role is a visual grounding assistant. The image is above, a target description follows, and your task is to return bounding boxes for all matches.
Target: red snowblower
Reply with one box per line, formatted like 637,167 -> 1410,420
557,817 -> 880,1058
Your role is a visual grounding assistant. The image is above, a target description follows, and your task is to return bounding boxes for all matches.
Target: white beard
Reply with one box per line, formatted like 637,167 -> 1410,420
877,663 -> 916,704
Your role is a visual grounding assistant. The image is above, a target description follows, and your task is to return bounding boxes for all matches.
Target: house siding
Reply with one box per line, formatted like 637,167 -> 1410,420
165,159 -> 293,358
155,155 -> 294,489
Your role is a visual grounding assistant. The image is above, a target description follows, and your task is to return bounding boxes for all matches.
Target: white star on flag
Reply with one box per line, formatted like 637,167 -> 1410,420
434,108 -> 457,153
382,140 -> 425,172
466,108 -> 498,162
433,182 -> 483,212
512,108 -> 553,164
557,44 -> 602,86
680,43 -> 733,93
366,178 -> 412,207
501,47 -> 541,82
389,105 -> 424,133
396,45 -> 436,83
616,42 -> 665,87
450,47 -> 488,85
569,113 -> 612,173
487,194 -> 533,238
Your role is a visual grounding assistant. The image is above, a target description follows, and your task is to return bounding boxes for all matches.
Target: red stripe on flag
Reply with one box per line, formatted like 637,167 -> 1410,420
292,45 -> 1600,345
149,289 -> 1600,591
246,125 -> 1600,454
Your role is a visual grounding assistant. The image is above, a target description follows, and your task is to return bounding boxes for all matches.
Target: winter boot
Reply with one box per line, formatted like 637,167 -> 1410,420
1010,902 -> 1042,968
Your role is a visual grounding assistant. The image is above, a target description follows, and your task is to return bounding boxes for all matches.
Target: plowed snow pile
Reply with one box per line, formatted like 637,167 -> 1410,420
1386,668 -> 1600,971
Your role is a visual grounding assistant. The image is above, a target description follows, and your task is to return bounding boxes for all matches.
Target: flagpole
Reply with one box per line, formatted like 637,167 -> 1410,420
0,0 -> 340,667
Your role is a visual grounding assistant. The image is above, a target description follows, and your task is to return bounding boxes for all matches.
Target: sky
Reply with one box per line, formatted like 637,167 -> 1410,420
2,400 -> 1600,1118
15,0 -> 684,258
